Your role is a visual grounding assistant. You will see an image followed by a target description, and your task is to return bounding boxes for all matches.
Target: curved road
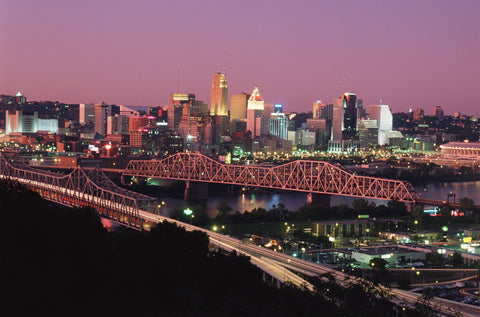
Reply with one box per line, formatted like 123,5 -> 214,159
140,212 -> 480,317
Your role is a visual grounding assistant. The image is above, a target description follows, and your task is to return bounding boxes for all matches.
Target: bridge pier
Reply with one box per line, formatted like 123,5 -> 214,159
408,203 -> 413,213
307,193 -> 331,207
184,181 -> 208,201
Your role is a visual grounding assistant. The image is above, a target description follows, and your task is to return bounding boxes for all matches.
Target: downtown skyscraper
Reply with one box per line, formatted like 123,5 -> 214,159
210,73 -> 228,116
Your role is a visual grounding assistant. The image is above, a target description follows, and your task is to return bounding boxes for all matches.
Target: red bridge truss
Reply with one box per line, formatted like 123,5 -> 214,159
124,152 -> 420,203
0,153 -> 159,229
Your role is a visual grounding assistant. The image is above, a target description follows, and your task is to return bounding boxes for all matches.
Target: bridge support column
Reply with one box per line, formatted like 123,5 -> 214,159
184,181 -> 208,201
307,193 -> 331,207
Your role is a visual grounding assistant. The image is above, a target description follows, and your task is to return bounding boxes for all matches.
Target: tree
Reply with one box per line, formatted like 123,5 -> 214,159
451,252 -> 463,268
459,197 -> 474,213
216,202 -> 233,220
370,257 -> 388,270
426,252 -> 444,267
352,198 -> 369,212
411,205 -> 427,226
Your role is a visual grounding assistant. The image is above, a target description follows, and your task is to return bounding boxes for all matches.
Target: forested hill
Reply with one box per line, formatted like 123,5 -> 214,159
0,179 -> 431,316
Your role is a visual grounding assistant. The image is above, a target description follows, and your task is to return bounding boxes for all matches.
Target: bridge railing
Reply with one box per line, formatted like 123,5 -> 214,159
0,153 -> 159,229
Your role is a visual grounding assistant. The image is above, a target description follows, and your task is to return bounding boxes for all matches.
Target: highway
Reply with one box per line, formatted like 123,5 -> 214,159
4,173 -> 479,316
140,211 -> 480,317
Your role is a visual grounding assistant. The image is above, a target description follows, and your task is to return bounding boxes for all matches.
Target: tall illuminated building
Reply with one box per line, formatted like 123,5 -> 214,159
434,106 -> 444,119
246,86 -> 264,139
79,103 -> 95,124
369,104 -> 392,146
210,73 -> 228,116
168,93 -> 195,132
94,102 -> 110,136
230,93 -> 249,121
6,110 -> 38,134
342,93 -> 357,139
313,101 -> 333,120
331,98 -> 344,141
413,108 -> 424,121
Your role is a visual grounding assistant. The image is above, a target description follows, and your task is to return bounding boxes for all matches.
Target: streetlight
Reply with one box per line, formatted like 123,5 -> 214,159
183,208 -> 193,224
161,201 -> 167,216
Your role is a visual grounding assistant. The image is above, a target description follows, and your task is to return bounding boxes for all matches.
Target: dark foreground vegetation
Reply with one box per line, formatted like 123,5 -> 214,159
1,179 -> 435,316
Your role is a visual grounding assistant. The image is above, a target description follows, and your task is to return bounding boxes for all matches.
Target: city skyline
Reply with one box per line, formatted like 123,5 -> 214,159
1,0 -> 479,115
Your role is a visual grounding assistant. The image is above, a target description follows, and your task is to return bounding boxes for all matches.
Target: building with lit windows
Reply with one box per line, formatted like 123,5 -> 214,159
6,110 -> 38,134
269,112 -> 289,140
330,98 -> 344,141
341,93 -> 358,139
94,102 -> 109,136
368,104 -> 393,145
434,106 -> 444,119
246,86 -> 264,139
168,93 -> 195,132
358,119 -> 378,149
79,103 -> 95,124
440,142 -> 480,160
210,73 -> 228,116
413,108 -> 424,121
230,92 -> 249,121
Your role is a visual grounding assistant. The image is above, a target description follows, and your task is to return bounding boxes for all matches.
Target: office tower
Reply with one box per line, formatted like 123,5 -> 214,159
357,99 -> 366,119
263,103 -> 274,118
269,112 -> 289,140
129,116 -> 155,132
331,98 -> 344,141
119,105 -> 139,117
230,93 -> 250,121
210,73 -> 228,116
94,102 -> 110,136
107,115 -> 129,135
79,103 -> 95,124
358,119 -> 378,149
246,86 -> 265,139
413,108 -> 424,121
15,92 -> 26,104
191,100 -> 209,116
434,106 -> 444,119
306,118 -> 330,146
273,104 -> 283,113
37,118 -> 58,134
342,93 -> 357,139
313,101 -> 323,119
177,103 -> 199,149
313,101 -> 333,120
5,110 -> 38,134
168,93 -> 195,132
369,104 -> 393,145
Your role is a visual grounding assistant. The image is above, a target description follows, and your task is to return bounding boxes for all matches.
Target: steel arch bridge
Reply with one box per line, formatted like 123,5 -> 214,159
124,152 -> 419,203
0,153 -> 159,229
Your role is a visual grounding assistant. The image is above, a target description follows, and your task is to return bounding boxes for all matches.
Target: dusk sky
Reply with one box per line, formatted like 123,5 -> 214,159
1,0 -> 479,115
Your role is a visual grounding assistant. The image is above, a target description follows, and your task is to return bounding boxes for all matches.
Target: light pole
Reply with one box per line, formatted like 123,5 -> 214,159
161,201 -> 167,217
183,208 -> 193,224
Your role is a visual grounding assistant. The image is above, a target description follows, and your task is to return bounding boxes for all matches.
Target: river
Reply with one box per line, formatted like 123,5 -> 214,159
157,181 -> 480,218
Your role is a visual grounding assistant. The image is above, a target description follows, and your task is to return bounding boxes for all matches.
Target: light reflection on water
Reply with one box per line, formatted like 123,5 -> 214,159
416,181 -> 480,202
156,181 -> 480,218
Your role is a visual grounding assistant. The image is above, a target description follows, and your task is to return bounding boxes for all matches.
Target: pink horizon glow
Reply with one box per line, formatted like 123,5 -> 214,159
1,0 -> 479,115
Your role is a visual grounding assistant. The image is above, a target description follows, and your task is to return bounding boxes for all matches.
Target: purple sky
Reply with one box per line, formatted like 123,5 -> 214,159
1,0 -> 479,115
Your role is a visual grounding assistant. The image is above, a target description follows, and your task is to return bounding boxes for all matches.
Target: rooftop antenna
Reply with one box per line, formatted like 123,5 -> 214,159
380,98 -> 382,105
224,48 -> 228,78
176,58 -> 180,93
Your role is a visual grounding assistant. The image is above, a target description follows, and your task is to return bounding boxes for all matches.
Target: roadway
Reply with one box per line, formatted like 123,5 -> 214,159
139,211 -> 480,317
3,166 -> 479,316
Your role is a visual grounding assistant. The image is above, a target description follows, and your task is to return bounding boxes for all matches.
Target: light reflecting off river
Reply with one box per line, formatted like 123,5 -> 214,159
156,181 -> 480,218
415,181 -> 480,202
